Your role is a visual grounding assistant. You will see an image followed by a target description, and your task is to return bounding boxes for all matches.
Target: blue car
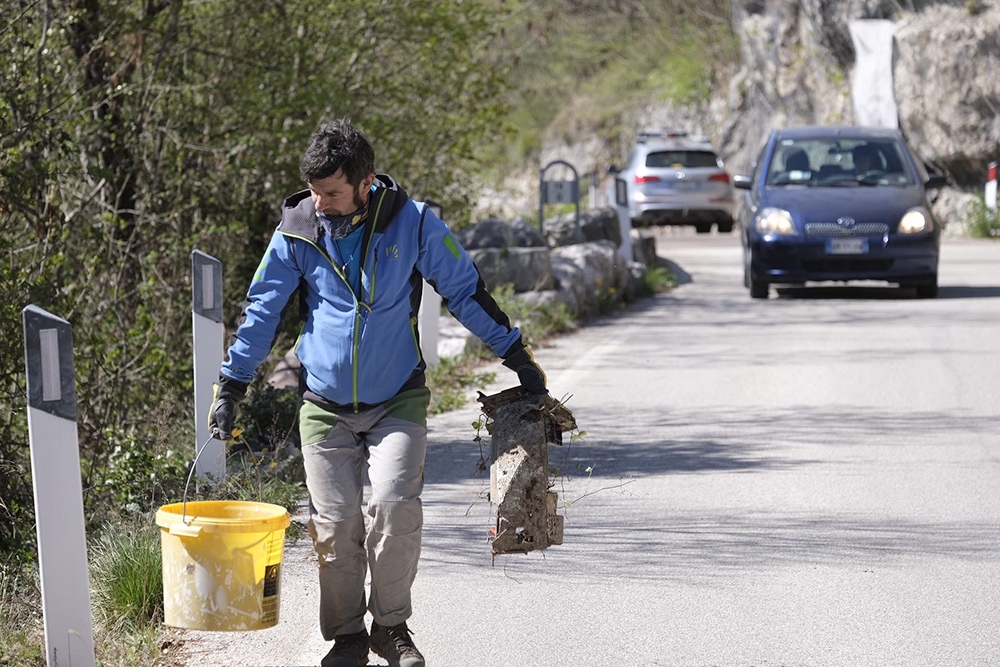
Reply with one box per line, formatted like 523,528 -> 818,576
734,126 -> 947,299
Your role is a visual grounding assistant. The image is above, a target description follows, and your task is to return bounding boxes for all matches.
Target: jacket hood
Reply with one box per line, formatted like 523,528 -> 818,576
278,174 -> 410,240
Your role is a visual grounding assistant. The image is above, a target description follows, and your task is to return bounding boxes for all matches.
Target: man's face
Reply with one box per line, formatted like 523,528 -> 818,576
308,169 -> 375,217
855,153 -> 873,173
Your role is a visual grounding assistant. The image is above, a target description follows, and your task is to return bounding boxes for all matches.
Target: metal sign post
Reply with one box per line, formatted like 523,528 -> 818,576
192,250 -> 225,484
539,160 -> 581,239
22,305 -> 96,667
418,200 -> 443,367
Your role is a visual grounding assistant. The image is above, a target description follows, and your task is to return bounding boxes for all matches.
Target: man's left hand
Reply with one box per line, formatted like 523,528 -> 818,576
502,342 -> 548,394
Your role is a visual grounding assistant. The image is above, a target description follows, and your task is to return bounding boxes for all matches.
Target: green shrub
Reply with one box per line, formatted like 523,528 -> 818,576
237,383 -> 301,453
220,450 -> 305,518
489,284 -> 578,346
964,195 -> 1000,238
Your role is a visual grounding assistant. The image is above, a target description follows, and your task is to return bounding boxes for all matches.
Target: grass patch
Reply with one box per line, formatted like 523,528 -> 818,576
643,265 -> 679,294
964,195 -> 1000,238
90,517 -> 164,636
0,565 -> 44,666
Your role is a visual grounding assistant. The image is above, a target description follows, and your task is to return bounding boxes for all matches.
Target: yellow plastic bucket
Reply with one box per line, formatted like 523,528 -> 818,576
155,500 -> 291,631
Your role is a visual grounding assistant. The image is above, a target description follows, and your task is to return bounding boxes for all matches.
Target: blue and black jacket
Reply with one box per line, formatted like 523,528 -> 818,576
221,174 -> 522,410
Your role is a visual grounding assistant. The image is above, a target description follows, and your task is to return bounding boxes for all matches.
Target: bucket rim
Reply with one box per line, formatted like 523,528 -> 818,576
155,500 -> 291,534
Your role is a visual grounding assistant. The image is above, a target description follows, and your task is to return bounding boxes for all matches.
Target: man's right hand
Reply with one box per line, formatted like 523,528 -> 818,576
209,376 -> 248,440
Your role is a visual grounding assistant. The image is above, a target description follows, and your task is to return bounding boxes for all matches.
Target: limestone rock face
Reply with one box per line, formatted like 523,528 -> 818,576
477,1 -> 1000,235
893,3 -> 1000,184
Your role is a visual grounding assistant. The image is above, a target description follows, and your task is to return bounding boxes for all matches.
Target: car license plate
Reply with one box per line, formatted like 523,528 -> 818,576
827,238 -> 869,254
664,180 -> 699,191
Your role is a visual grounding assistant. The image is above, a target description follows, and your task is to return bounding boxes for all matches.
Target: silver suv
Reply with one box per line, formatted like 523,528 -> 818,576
608,130 -> 735,233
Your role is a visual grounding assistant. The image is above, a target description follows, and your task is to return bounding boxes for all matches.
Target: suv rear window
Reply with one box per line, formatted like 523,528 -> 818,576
645,150 -> 719,169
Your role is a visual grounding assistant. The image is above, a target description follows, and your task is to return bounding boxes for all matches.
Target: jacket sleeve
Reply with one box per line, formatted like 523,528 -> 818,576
221,231 -> 302,383
414,203 -> 522,358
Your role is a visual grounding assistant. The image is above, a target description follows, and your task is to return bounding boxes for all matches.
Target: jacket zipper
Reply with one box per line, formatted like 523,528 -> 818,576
279,230 -> 364,410
281,187 -> 388,412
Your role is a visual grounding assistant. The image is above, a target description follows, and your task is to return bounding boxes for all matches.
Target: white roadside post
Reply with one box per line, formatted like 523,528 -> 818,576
22,305 -> 96,667
418,200 -> 443,367
986,162 -> 997,212
609,176 -> 634,262
191,250 -> 226,484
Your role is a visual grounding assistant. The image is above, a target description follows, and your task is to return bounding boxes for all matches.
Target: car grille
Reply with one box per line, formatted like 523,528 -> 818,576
804,222 -> 889,237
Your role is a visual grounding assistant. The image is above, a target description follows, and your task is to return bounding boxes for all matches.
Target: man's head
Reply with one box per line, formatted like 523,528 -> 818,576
301,119 -> 376,217
852,144 -> 879,173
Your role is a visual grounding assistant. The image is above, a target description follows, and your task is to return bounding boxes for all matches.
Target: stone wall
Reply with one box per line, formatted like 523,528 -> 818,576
456,208 -> 653,321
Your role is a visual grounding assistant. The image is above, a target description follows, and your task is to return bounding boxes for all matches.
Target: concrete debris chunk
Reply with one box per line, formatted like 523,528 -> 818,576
477,387 -> 576,556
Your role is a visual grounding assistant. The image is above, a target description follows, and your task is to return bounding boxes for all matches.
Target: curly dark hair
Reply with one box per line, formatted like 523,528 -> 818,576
299,119 -> 376,186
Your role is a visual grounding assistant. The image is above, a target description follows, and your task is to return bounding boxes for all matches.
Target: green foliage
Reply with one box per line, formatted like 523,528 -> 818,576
426,283 -> 578,412
89,516 -> 164,636
215,451 -> 305,519
237,383 -> 301,454
485,0 -> 737,169
488,284 -> 577,346
0,235 -> 57,562
87,399 -> 193,516
963,195 -> 1000,238
642,265 -> 679,294
427,356 -> 497,415
0,0 -> 513,565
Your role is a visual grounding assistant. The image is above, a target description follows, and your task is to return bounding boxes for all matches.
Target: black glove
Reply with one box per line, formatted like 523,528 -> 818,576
208,375 -> 248,440
502,340 -> 548,394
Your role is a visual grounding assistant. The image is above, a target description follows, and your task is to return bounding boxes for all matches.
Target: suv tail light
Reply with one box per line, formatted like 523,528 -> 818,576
709,173 -> 731,184
634,175 -> 661,184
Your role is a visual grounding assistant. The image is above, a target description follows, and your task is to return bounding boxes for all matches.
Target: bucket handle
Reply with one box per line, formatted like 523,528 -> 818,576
179,427 -> 243,526
182,433 -> 215,537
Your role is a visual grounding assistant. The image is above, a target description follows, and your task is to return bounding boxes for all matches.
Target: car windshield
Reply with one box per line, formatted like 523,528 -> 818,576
765,137 -> 916,187
645,150 -> 719,169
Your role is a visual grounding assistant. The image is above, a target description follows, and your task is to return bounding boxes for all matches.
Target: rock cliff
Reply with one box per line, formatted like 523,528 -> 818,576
484,0 -> 1000,233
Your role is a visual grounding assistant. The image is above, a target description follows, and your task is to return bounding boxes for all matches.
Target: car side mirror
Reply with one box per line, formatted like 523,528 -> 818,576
925,173 -> 947,189
733,174 -> 752,190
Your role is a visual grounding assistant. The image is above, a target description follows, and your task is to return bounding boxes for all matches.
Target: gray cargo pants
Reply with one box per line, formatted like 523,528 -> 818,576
299,387 -> 430,640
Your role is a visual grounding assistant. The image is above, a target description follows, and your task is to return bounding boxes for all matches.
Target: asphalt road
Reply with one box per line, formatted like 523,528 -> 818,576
177,232 -> 1000,667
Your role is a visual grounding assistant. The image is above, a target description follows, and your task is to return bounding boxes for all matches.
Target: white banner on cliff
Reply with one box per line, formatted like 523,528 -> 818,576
849,19 -> 899,128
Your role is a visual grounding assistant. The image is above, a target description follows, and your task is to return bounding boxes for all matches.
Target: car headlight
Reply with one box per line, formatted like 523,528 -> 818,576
899,209 -> 932,234
755,208 -> 796,235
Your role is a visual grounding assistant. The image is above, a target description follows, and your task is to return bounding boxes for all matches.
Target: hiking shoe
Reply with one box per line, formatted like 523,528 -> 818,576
321,629 -> 370,667
369,621 -> 425,667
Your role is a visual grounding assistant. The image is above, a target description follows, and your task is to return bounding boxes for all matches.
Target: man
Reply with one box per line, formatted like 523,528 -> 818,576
852,144 -> 880,175
209,119 -> 547,667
